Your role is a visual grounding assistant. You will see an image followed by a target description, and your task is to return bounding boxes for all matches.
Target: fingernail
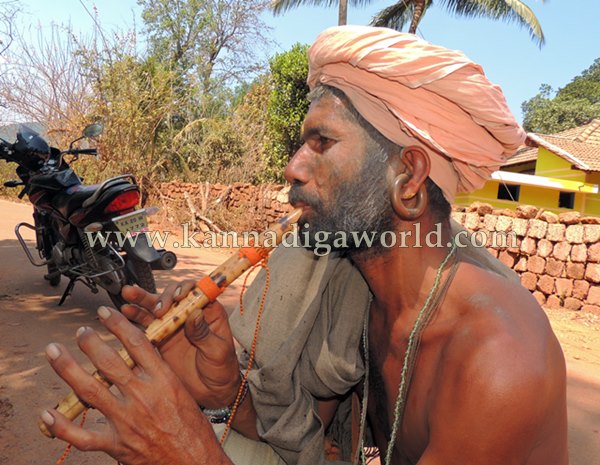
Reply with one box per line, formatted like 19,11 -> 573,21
76,326 -> 87,338
154,301 -> 162,312
174,286 -> 182,298
41,410 -> 55,426
98,306 -> 112,320
45,344 -> 61,361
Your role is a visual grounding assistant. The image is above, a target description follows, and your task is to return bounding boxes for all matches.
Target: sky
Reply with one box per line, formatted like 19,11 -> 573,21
14,0 -> 600,123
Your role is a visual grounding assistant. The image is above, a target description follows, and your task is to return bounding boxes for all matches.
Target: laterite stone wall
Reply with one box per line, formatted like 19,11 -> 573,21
452,203 -> 600,313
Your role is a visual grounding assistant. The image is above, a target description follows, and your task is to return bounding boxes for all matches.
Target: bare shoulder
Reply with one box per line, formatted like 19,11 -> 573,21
425,260 -> 568,464
443,259 -> 565,394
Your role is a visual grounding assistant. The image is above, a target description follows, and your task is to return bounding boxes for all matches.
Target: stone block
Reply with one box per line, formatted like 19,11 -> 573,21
514,256 -> 528,272
528,219 -> 547,239
516,205 -> 538,219
520,237 -> 537,256
585,263 -> 600,283
581,304 -> 600,314
572,280 -> 590,300
552,242 -> 571,261
570,244 -> 588,263
540,211 -> 559,224
558,211 -> 581,225
498,250 -> 516,268
588,243 -> 600,263
507,237 -> 522,254
464,212 -> 480,231
564,297 -> 583,311
527,256 -> 546,274
566,263 -> 586,280
546,223 -> 566,242
546,295 -> 562,308
467,202 -> 494,216
511,218 -> 528,237
545,258 -> 565,277
532,291 -> 546,306
537,239 -> 553,258
565,225 -> 584,244
451,212 -> 465,225
483,214 -> 497,231
584,225 -> 600,243
554,278 -> 573,298
581,216 -> 600,225
495,215 -> 512,232
587,286 -> 600,306
537,275 -> 555,295
520,272 -> 537,291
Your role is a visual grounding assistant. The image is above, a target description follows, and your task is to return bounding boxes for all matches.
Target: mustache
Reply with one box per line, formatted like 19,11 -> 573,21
288,184 -> 322,210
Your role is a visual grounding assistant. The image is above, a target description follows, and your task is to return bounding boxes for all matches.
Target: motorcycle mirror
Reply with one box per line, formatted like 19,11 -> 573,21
82,123 -> 103,138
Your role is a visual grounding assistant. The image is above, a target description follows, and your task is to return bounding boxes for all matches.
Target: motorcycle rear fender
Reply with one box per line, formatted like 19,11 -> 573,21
124,238 -> 162,264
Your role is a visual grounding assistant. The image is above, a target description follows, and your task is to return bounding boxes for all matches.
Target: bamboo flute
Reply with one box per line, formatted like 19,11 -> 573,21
39,208 -> 302,438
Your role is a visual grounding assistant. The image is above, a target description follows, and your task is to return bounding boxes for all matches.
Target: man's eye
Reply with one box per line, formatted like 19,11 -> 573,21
319,136 -> 334,148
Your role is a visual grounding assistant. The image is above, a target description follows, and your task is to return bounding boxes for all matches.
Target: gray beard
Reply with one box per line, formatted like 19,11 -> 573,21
288,152 -> 395,252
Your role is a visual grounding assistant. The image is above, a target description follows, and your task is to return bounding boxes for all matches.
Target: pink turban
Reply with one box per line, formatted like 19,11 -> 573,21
307,26 -> 526,202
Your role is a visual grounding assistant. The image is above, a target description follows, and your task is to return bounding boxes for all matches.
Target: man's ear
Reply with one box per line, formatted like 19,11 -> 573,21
397,145 -> 431,197
388,145 -> 430,220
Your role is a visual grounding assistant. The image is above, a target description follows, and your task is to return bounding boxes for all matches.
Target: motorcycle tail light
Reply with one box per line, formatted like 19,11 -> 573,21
104,191 -> 140,213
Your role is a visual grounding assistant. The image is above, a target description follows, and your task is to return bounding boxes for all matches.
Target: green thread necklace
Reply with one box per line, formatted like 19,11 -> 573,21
383,241 -> 458,465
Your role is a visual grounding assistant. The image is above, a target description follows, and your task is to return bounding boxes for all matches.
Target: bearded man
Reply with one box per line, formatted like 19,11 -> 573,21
41,26 -> 568,465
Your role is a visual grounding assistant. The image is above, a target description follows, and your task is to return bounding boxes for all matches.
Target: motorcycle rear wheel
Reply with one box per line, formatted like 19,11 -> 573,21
108,258 -> 156,310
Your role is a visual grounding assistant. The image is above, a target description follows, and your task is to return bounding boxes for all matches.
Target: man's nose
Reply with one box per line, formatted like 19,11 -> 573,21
284,144 -> 311,185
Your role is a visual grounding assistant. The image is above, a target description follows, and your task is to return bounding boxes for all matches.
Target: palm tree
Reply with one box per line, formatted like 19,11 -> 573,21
271,0 -> 374,26
371,0 -> 545,46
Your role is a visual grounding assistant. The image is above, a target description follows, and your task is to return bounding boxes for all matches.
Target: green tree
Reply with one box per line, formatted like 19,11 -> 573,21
522,59 -> 600,133
139,0 -> 272,97
263,43 -> 310,182
371,0 -> 545,46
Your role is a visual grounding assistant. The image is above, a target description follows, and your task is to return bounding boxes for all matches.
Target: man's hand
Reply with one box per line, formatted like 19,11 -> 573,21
120,282 -> 241,409
41,306 -> 232,465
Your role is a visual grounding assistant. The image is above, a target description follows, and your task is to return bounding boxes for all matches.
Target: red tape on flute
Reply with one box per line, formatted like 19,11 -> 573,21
197,276 -> 224,301
239,246 -> 269,265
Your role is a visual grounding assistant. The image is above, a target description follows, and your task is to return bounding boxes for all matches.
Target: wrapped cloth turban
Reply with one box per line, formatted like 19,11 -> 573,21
307,26 -> 526,202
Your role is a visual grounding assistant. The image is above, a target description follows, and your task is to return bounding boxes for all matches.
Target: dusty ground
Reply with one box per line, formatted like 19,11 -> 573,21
0,199 -> 598,465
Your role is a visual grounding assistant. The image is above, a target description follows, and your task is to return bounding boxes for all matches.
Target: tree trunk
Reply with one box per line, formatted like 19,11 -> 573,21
409,0 -> 426,33
338,0 -> 348,26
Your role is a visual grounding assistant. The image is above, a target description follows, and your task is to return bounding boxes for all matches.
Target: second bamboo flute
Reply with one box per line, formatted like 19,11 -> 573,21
39,208 -> 302,438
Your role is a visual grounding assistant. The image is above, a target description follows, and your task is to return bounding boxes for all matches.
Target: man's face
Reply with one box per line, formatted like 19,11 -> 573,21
284,93 -> 394,251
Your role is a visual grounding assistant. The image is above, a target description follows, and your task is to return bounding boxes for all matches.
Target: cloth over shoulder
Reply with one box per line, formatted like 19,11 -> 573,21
229,245 -> 370,465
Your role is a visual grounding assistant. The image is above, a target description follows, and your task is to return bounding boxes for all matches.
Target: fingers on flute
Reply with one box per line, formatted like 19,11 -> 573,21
152,280 -> 196,318
97,306 -> 162,374
121,303 -> 156,328
121,284 -> 160,311
45,343 -> 118,414
76,327 -> 136,388
41,409 -> 111,452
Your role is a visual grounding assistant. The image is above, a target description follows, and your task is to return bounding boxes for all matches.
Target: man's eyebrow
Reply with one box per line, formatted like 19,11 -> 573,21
301,125 -> 329,139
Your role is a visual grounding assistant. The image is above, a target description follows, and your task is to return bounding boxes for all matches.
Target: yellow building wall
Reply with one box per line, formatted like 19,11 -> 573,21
455,180 -> 589,214
455,149 -> 599,216
535,148 -> 586,182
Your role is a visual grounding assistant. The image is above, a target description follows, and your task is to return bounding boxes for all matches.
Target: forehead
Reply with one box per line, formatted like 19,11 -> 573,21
302,93 -> 358,132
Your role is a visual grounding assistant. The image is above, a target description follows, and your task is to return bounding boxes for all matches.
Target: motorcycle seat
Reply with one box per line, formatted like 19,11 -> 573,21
52,180 -> 132,216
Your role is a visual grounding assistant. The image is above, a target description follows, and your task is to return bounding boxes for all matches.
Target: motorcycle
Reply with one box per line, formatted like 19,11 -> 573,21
0,123 -> 177,307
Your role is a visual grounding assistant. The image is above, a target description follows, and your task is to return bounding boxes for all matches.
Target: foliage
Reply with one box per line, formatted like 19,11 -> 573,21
139,0 -> 272,97
371,0 -> 545,46
264,43 -> 310,182
522,59 -> 600,133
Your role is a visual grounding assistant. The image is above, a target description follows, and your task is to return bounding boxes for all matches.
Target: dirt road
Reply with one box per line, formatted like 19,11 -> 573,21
0,199 -> 598,465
